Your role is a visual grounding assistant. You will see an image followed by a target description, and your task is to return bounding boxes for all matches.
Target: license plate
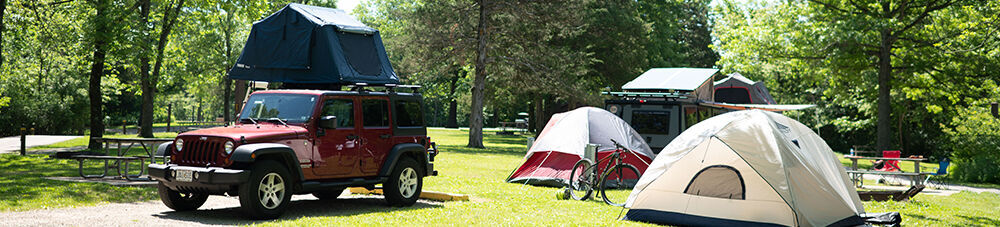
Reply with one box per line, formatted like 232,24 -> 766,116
175,169 -> 193,182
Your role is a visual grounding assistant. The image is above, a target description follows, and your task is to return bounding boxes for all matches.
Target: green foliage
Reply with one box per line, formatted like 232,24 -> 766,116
713,0 -> 1000,156
943,85 -> 1000,183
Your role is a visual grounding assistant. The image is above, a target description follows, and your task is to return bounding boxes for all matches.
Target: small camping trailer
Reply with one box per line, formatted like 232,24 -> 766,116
507,107 -> 655,187
714,73 -> 776,104
228,3 -> 399,85
606,68 -> 721,151
625,110 -> 865,226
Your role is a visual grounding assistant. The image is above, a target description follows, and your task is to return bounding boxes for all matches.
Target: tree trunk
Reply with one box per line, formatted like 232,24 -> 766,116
233,79 -> 247,118
876,29 -> 894,151
224,77 -> 232,123
87,0 -> 110,150
1,0 -> 6,70
446,74 -> 459,128
139,0 -> 184,137
138,0 -> 153,138
222,8 -> 234,123
468,0 -> 489,148
533,95 -> 544,135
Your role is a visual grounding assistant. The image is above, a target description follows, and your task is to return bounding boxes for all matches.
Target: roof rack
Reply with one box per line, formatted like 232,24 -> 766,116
398,85 -> 421,93
602,91 -> 689,99
343,83 -> 421,94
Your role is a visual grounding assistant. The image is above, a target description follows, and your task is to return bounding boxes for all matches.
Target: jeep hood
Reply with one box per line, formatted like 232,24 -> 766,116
179,124 -> 308,142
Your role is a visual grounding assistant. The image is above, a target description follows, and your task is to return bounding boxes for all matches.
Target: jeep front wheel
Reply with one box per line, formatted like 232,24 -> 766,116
238,160 -> 292,219
384,158 -> 423,206
157,182 -> 208,211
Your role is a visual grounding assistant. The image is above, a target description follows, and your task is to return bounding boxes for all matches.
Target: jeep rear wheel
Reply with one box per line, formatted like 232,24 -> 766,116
157,182 -> 208,211
312,187 -> 346,200
238,160 -> 292,219
384,158 -> 422,206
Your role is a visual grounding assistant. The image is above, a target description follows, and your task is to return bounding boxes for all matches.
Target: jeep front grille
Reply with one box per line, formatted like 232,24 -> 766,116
174,139 -> 223,166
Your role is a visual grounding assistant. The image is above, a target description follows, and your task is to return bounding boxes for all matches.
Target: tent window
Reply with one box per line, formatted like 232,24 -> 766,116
336,32 -> 382,76
684,165 -> 745,200
715,87 -> 752,104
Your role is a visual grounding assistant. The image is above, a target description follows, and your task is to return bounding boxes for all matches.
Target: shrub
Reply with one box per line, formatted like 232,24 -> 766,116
943,104 -> 1000,184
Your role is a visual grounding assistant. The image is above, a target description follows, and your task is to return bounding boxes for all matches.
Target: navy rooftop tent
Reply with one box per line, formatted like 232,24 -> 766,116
228,3 -> 399,85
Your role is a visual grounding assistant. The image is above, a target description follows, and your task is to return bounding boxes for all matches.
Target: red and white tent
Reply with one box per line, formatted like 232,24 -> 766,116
506,107 -> 655,187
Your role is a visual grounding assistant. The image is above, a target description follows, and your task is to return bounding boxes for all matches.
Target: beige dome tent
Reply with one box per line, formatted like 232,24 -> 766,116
624,110 -> 865,226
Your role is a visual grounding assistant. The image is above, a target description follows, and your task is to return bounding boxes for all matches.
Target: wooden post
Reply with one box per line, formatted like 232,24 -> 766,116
20,126 -> 26,155
992,102 -> 998,119
167,104 -> 172,132
122,120 -> 127,135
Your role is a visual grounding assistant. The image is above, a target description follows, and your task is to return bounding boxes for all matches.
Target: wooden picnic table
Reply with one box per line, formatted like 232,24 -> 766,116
92,137 -> 173,163
73,137 -> 173,181
844,155 -> 934,187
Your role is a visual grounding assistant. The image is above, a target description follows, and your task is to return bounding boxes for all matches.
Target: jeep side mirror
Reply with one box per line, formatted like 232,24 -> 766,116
319,116 -> 337,129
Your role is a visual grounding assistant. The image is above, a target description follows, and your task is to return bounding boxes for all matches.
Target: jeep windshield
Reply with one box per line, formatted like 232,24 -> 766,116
239,93 -> 317,124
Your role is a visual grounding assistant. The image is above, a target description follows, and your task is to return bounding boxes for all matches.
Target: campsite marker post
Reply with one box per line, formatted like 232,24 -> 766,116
992,102 -> 998,119
20,126 -> 26,155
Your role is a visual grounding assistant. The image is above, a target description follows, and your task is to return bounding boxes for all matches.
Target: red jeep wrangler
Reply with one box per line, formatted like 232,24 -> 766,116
148,87 -> 438,219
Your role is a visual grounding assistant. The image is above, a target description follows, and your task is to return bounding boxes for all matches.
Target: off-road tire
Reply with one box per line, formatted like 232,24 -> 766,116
568,159 -> 595,201
312,187 -> 346,200
384,157 -> 423,206
238,160 -> 293,220
157,182 -> 209,211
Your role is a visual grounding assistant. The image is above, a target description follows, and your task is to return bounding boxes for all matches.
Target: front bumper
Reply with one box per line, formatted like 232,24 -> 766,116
148,164 -> 250,193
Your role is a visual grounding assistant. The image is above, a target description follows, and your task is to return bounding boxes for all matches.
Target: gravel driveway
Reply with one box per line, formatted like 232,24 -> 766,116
0,194 -> 442,226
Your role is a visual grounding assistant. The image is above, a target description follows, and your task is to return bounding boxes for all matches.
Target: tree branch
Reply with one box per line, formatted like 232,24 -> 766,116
895,0 -> 957,36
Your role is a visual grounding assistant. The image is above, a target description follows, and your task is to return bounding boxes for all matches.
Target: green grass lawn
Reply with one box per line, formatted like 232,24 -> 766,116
3,128 -> 999,226
0,154 -> 158,212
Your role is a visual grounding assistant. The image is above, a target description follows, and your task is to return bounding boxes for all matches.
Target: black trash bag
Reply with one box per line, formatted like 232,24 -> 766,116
861,212 -> 901,227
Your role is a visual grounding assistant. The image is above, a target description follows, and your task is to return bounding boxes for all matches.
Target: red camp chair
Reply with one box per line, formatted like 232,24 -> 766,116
874,150 -> 903,172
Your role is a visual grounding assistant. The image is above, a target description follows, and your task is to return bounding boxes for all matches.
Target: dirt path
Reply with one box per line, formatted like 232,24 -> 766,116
0,194 -> 442,226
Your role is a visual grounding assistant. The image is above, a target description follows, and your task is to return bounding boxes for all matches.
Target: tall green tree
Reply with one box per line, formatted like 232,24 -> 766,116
87,0 -> 111,149
139,0 -> 185,138
640,0 -> 718,68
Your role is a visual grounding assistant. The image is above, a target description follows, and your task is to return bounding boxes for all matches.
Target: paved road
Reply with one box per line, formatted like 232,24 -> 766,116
0,135 -> 82,154
0,194 -> 442,226
862,174 -> 1000,194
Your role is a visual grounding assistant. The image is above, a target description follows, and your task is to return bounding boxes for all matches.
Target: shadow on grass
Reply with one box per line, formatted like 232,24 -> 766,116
438,145 -> 525,157
906,214 -> 941,223
956,215 -> 1000,225
151,197 -> 442,225
0,154 -> 157,211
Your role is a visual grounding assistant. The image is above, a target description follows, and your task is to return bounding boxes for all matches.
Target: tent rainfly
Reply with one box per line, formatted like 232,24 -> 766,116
507,107 -> 655,187
228,3 -> 399,85
625,110 -> 865,226
713,73 -> 777,104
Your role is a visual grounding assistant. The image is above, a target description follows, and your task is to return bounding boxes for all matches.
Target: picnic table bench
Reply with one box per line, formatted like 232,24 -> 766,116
845,155 -> 933,187
70,137 -> 173,181
71,155 -> 149,180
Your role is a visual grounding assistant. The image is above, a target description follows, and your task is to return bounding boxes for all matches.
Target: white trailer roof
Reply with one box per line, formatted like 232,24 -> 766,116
623,68 -> 719,91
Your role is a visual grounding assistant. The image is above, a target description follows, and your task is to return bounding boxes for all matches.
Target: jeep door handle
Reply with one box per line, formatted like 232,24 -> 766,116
379,134 -> 391,139
346,135 -> 358,140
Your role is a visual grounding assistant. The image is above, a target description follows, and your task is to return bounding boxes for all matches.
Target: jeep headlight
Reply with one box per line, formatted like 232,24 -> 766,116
175,139 -> 184,151
224,141 -> 235,155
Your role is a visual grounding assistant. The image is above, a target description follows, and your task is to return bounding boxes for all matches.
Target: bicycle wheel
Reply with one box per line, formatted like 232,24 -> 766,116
568,159 -> 595,200
600,164 -> 641,207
